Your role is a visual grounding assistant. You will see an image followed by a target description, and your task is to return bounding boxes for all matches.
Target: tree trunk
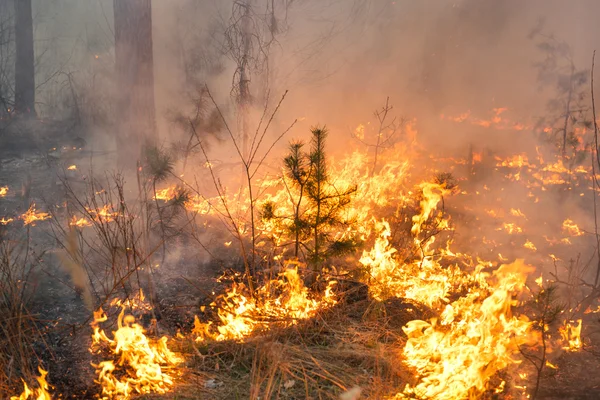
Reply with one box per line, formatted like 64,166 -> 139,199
14,0 -> 35,116
239,0 -> 252,159
113,0 -> 157,171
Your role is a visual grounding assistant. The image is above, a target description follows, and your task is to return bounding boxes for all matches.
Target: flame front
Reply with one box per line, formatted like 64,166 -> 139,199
10,367 -> 51,400
21,203 -> 51,226
193,267 -> 337,342
560,319 -> 582,351
90,306 -> 182,399
399,260 -> 536,399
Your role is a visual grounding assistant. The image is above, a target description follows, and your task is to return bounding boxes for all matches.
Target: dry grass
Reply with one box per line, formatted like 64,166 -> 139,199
0,230 -> 50,398
166,294 -> 425,400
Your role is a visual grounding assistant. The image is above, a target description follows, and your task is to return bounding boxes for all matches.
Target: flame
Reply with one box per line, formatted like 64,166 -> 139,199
510,208 -> 526,218
67,165 -> 77,170
193,266 -> 337,342
90,306 -> 182,399
399,260 -> 537,399
154,187 -> 179,201
10,367 -> 51,400
562,219 -> 584,236
85,205 -> 117,223
69,215 -> 92,228
499,223 -> 523,235
0,186 -> 8,197
411,182 -> 449,237
21,204 -> 51,226
496,154 -> 532,168
0,217 -> 14,225
560,319 -> 582,351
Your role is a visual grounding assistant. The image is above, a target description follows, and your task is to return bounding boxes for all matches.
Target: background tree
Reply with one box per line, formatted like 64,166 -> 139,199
532,29 -> 591,163
113,0 -> 156,170
13,0 -> 35,116
0,0 -> 14,121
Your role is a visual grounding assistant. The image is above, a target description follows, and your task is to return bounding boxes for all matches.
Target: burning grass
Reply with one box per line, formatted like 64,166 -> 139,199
90,307 -> 183,399
5,106 -> 600,399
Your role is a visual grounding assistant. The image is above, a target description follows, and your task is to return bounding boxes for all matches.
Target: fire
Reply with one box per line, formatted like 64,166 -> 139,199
67,164 -> 77,170
0,186 -> 8,197
560,319 -> 582,351
21,203 -> 51,226
510,208 -> 526,218
360,181 -> 459,307
10,367 -> 51,400
85,205 -> 118,223
400,260 -> 537,399
360,219 -> 456,307
91,306 -> 182,399
193,266 -> 337,342
0,217 -> 14,225
154,186 -> 179,201
499,222 -> 523,234
69,215 -> 92,228
562,219 -> 584,236
496,154 -> 532,169
411,182 -> 449,237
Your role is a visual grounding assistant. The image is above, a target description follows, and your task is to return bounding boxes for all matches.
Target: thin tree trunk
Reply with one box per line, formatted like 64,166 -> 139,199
561,64 -> 574,158
239,0 -> 252,158
113,0 -> 157,170
14,0 -> 35,116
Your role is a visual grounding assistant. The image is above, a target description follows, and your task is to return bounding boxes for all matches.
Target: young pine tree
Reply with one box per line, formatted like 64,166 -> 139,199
264,127 -> 357,271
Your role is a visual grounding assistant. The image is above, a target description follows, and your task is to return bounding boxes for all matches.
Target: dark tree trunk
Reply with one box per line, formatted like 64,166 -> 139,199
14,0 -> 35,116
113,0 -> 157,170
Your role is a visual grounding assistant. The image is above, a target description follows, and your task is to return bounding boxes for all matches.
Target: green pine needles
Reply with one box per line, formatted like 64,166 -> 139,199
263,126 -> 358,270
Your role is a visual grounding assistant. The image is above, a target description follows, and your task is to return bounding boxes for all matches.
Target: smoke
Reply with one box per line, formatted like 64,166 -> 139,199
18,0 -> 600,278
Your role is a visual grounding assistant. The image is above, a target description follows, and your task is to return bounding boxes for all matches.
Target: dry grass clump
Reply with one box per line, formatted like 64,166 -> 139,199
0,232 -> 49,398
170,294 -> 424,400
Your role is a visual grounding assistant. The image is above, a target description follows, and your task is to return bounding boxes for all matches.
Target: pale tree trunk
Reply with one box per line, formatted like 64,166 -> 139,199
14,0 -> 35,116
113,0 -> 157,170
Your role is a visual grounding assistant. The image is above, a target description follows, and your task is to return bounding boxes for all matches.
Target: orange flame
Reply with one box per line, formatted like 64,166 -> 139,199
400,260 -> 537,399
91,305 -> 182,398
560,319 -> 582,351
10,367 -> 51,400
21,204 -> 51,226
69,215 -> 92,228
193,266 -> 337,342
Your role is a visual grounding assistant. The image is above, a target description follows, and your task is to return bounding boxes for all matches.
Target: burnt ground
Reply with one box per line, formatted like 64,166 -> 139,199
3,120 -> 600,399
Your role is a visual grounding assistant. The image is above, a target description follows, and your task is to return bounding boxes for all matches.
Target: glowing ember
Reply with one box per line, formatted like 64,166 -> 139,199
21,204 -> 51,226
91,307 -> 182,399
10,367 -> 51,400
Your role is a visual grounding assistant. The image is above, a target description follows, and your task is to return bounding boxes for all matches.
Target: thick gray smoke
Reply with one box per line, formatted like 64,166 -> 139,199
12,0 -> 600,277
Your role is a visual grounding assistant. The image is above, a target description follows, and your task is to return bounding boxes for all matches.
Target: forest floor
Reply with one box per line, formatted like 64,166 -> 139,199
3,121 -> 600,399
